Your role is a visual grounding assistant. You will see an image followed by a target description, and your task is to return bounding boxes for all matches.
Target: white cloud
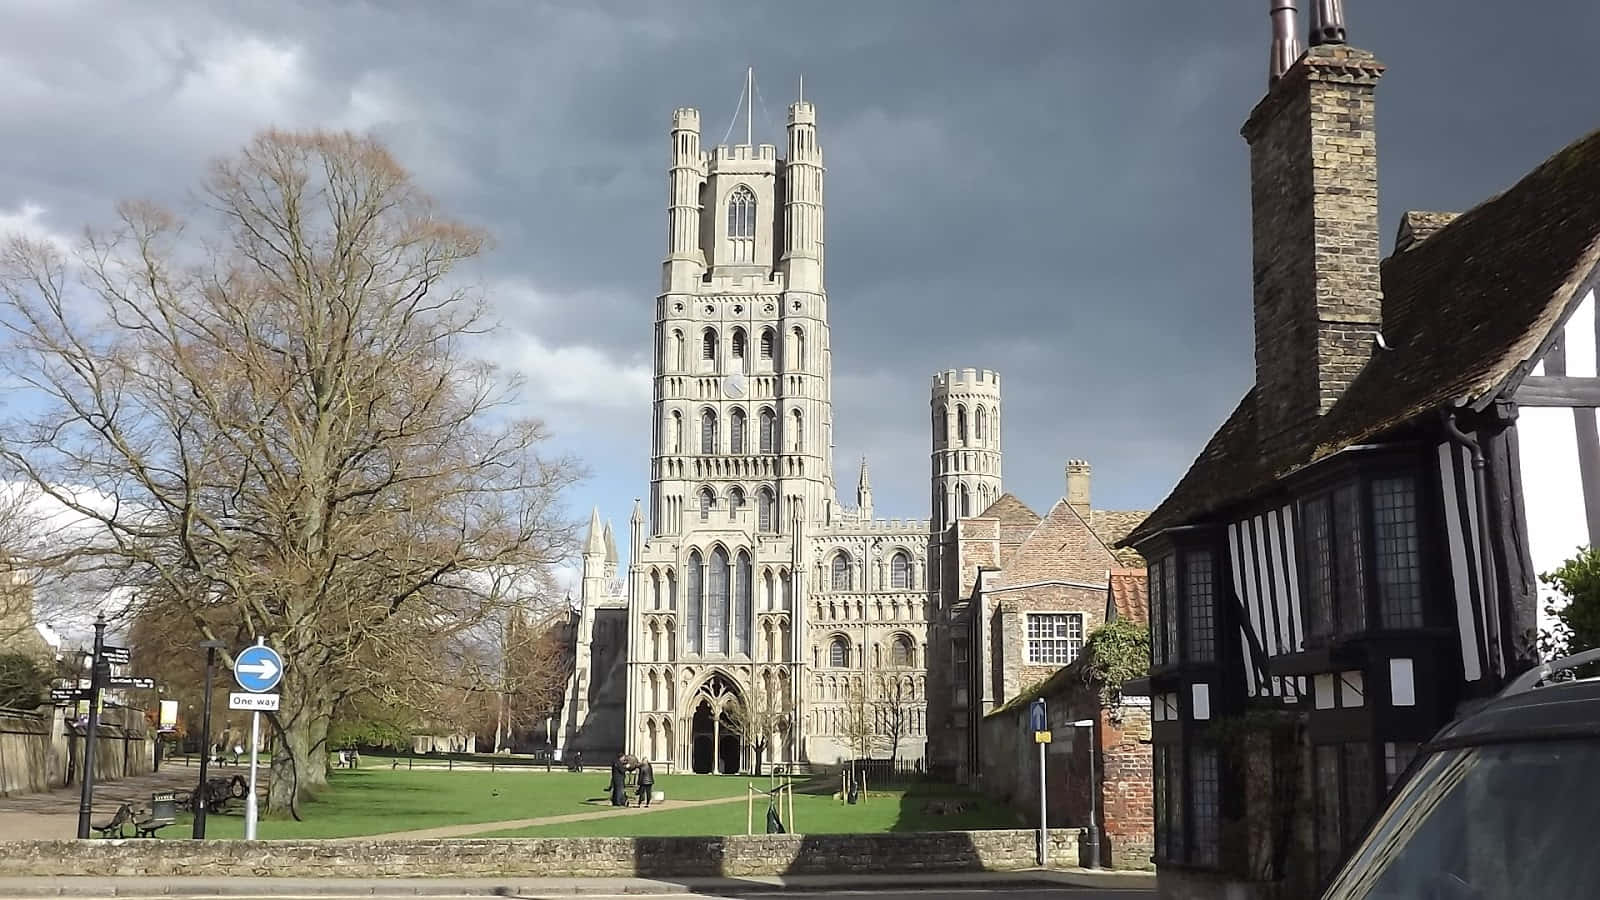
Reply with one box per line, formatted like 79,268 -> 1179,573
0,202 -> 73,252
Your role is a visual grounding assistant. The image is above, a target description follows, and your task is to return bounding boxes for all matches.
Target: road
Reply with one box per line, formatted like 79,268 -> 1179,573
193,888 -> 1152,900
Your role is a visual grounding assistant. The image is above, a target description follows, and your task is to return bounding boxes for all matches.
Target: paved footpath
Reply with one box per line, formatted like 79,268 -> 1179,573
362,793 -> 753,839
0,870 -> 1155,897
0,760 -> 257,842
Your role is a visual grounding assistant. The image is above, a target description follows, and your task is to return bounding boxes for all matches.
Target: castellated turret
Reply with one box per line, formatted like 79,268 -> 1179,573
930,368 -> 1002,532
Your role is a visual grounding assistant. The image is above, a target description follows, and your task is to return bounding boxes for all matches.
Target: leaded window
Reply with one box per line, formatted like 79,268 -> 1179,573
759,408 -> 776,453
1191,747 -> 1221,866
1334,484 -> 1367,633
1304,495 -> 1335,638
891,552 -> 911,589
730,408 -> 746,454
1026,612 -> 1084,665
698,488 -> 713,522
728,185 -> 755,263
1186,551 -> 1216,663
1372,476 -> 1423,628
758,488 -> 775,532
686,551 -> 703,653
1314,741 -> 1377,880
707,547 -> 730,654
727,486 -> 745,521
831,553 -> 853,591
700,409 -> 717,455
735,551 -> 753,656
829,637 -> 849,668
1150,556 -> 1168,666
1163,556 -> 1178,663
890,635 -> 914,667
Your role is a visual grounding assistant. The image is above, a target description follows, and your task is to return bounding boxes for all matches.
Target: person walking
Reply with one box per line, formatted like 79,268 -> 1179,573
609,752 -> 629,807
635,758 -> 655,807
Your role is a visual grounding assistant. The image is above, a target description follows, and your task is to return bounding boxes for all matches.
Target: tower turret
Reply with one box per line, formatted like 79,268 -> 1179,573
581,507 -> 607,601
856,457 -> 874,521
663,107 -> 706,293
781,97 -> 824,292
930,369 -> 1003,532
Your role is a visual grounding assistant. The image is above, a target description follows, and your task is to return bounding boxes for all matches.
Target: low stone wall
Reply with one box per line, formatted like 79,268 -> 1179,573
0,829 -> 1082,878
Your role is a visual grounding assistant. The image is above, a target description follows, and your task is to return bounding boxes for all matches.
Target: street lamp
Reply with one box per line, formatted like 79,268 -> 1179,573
1067,718 -> 1100,869
192,639 -> 225,840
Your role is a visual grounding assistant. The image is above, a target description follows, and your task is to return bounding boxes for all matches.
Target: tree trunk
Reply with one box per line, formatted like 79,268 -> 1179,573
267,671 -> 333,814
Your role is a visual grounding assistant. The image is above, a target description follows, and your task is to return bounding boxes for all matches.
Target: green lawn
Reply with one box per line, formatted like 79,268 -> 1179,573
484,785 -> 1024,838
185,768 -> 749,840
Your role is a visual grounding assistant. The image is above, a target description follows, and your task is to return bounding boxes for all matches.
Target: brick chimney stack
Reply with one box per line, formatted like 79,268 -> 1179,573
1242,5 -> 1385,447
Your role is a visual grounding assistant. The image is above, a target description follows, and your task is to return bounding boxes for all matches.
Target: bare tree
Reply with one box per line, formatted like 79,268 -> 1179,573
877,676 -> 915,765
724,678 -> 788,775
450,601 -> 574,752
0,130 -> 580,812
839,681 -> 888,763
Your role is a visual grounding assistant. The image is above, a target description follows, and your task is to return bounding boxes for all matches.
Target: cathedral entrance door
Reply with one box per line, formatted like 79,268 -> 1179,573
691,702 -> 716,774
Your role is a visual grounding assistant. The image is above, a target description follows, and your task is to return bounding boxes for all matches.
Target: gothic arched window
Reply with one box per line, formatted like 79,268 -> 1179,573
669,411 -> 682,454
728,185 -> 756,262
699,487 -> 714,522
730,408 -> 746,454
686,550 -> 703,653
790,409 -> 803,452
759,408 -> 777,453
975,405 -> 987,442
891,635 -> 915,668
790,326 -> 806,370
701,327 -> 718,363
760,328 -> 775,361
831,552 -> 853,591
956,405 -> 968,445
735,551 -> 753,656
727,486 -> 745,521
700,408 -> 718,455
891,551 -> 911,590
707,547 -> 731,653
757,487 -> 775,532
669,329 -> 684,372
731,327 -> 747,362
958,484 -> 971,518
829,636 -> 850,668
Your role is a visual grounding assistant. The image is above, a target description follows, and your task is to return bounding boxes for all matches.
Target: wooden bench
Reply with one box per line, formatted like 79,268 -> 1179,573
134,792 -> 178,838
92,803 -> 134,839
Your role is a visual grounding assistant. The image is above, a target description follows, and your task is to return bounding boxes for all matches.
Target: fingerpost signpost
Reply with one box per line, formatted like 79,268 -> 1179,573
230,640 -> 283,840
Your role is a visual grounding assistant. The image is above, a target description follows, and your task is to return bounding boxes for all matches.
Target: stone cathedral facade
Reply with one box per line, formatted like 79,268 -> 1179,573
555,93 -> 1129,775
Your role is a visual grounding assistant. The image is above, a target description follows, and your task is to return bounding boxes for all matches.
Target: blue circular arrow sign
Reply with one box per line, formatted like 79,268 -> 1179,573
234,645 -> 284,693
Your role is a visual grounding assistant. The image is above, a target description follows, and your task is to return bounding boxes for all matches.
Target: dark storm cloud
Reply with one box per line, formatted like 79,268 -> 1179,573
3,0 -> 1598,539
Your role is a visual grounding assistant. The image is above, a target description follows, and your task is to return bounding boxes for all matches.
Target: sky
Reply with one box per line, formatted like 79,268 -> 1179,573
3,1 -> 1598,592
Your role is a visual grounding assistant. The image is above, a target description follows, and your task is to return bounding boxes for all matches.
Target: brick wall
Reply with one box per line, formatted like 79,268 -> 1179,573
994,585 -> 1106,707
978,654 -> 1153,871
0,829 -> 1083,878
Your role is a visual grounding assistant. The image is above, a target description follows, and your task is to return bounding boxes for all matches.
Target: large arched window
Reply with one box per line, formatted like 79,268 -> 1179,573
759,408 -> 777,453
701,327 -> 718,364
700,408 -> 718,455
728,185 -> 756,263
790,409 -> 803,452
686,550 -> 703,653
975,405 -> 987,442
956,405 -> 968,445
727,486 -> 745,521
831,552 -> 853,591
780,569 -> 793,609
958,483 -> 971,518
757,487 -> 776,532
707,547 -> 731,653
790,326 -> 806,370
890,634 -> 915,668
829,636 -> 851,668
891,551 -> 912,590
759,328 -> 775,361
699,487 -> 714,522
730,408 -> 747,454
669,411 -> 683,454
735,551 -> 753,656
731,327 -> 747,363
651,569 -> 662,610
669,329 -> 684,372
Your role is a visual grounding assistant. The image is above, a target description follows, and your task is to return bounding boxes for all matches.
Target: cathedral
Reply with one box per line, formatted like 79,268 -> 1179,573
556,87 -> 1144,776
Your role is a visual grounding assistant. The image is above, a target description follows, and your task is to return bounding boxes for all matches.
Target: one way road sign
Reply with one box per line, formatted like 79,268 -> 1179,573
234,644 -> 283,693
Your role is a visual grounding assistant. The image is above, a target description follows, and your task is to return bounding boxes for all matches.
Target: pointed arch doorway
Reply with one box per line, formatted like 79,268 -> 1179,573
688,673 -> 743,774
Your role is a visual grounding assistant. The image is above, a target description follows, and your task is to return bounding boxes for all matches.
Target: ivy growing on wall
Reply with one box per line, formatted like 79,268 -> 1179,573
1082,617 -> 1150,708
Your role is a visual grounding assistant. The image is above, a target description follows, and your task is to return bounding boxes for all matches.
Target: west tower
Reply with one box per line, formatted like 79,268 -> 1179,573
930,369 -> 1003,533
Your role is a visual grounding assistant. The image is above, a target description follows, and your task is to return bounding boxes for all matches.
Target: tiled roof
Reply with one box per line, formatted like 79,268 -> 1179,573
998,498 -> 1116,588
1124,128 -> 1600,546
1107,567 -> 1149,626
1089,509 -> 1150,567
980,492 -> 1041,566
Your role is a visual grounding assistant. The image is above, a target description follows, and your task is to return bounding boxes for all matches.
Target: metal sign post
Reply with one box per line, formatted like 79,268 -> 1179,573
74,614 -> 107,840
193,640 -> 224,839
233,640 -> 283,841
1029,698 -> 1051,866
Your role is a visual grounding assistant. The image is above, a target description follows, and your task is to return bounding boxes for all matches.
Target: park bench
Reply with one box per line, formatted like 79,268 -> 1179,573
134,792 -> 178,838
92,802 -> 134,839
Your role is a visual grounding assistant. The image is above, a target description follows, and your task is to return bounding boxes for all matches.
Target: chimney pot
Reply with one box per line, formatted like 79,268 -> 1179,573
1269,1 -> 1304,85
1308,0 -> 1348,47
1065,460 -> 1092,518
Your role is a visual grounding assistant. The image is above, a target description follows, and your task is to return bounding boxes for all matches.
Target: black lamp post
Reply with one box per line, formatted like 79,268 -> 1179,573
192,639 -> 225,839
74,614 -> 107,840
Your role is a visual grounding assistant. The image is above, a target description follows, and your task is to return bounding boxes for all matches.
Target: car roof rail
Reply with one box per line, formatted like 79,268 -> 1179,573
1499,647 -> 1600,697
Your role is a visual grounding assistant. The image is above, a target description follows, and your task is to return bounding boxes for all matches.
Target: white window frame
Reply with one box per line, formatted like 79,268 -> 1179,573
1026,612 -> 1084,665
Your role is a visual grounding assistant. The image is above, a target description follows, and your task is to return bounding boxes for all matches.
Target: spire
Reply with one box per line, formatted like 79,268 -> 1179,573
584,507 -> 605,556
602,520 -> 618,568
858,456 -> 872,490
856,457 -> 874,520
630,498 -> 644,523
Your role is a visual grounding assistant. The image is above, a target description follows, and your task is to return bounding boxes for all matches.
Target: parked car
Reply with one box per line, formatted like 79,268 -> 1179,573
1321,649 -> 1600,899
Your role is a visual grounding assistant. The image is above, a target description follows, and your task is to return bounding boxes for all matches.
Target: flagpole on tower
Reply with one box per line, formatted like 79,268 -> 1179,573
746,66 -> 753,146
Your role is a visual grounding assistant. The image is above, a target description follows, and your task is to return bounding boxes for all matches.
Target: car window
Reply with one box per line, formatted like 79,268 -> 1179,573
1323,740 -> 1600,900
